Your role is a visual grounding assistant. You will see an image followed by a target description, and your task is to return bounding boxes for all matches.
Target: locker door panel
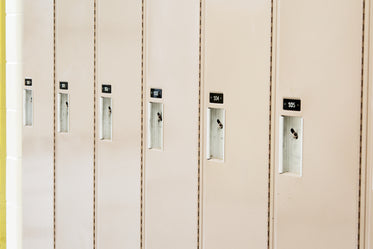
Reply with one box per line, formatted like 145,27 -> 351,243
365,2 -> 373,247
144,1 -> 200,249
96,0 -> 142,248
202,1 -> 271,249
23,0 -> 54,248
55,1 -> 94,249
273,1 -> 363,249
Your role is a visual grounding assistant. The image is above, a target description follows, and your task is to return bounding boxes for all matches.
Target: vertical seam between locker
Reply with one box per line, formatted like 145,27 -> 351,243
141,0 -> 145,248
268,0 -> 274,248
359,0 -> 366,248
93,0 -> 97,248
53,0 -> 56,248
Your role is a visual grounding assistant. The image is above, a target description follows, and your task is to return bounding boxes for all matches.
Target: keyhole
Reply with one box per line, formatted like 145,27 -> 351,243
65,101 -> 69,108
217,119 -> 223,129
108,106 -> 112,114
157,112 -> 162,122
290,128 -> 298,139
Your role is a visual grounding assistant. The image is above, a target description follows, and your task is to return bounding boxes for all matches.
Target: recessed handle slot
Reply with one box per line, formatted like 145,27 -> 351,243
148,102 -> 163,150
100,97 -> 112,140
58,93 -> 69,133
279,116 -> 303,175
207,108 -> 225,161
24,89 -> 33,126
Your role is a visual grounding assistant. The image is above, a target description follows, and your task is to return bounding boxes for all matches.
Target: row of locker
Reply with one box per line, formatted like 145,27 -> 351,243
22,0 -> 369,249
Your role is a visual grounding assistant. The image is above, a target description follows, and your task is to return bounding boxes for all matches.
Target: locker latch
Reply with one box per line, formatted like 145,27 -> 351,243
217,119 -> 223,129
290,128 -> 298,139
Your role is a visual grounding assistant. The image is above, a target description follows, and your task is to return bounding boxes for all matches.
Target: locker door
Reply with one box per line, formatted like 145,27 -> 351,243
96,1 -> 142,249
365,3 -> 373,246
273,1 -> 363,249
202,1 -> 271,249
367,84 -> 373,248
144,1 -> 200,249
23,0 -> 54,248
55,1 -> 94,249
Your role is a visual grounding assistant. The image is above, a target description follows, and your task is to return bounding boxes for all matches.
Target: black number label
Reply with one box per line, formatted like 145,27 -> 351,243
150,88 -> 162,99
209,93 -> 224,104
283,98 -> 301,111
102,84 -> 112,94
59,82 -> 68,90
25,78 -> 32,86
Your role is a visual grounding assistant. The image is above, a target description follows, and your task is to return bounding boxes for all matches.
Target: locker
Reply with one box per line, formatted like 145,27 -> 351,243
364,1 -> 373,246
202,1 -> 271,249
365,98 -> 372,249
22,0 -> 54,248
367,77 -> 373,247
96,0 -> 142,248
272,0 -> 363,248
55,1 -> 94,249
144,1 -> 200,248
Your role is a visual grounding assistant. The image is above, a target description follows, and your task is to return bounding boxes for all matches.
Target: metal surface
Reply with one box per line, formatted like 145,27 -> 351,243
202,0 -> 271,248
0,0 -> 5,247
272,0 -> 363,248
365,0 -> 373,247
144,1 -> 200,248
55,1 -> 94,248
22,0 -> 54,248
96,0 -> 142,248
147,102 -> 163,150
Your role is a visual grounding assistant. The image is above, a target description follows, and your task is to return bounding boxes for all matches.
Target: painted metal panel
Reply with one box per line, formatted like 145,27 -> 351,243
273,1 -> 363,248
144,1 -> 200,248
96,0 -> 142,248
0,0 -> 5,246
366,77 -> 373,248
364,1 -> 373,247
22,0 -> 54,248
55,1 -> 94,249
202,1 -> 271,248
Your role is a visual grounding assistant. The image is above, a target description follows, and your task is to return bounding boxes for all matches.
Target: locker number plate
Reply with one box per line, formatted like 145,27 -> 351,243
210,93 -> 224,104
59,82 -> 68,90
150,88 -> 162,99
25,78 -> 32,86
283,98 -> 301,111
102,84 -> 112,94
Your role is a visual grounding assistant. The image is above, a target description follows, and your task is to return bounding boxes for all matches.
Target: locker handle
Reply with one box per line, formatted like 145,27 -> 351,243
157,112 -> 162,122
290,128 -> 298,139
108,106 -> 112,114
217,119 -> 223,129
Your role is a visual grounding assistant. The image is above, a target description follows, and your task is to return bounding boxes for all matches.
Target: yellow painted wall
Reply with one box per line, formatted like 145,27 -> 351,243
0,0 -> 5,248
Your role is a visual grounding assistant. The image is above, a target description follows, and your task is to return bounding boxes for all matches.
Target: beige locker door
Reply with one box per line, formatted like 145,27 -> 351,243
367,86 -> 373,248
202,1 -> 271,249
366,2 -> 373,246
144,1 -> 200,249
22,0 -> 54,248
55,1 -> 94,249
96,0 -> 142,249
273,1 -> 363,249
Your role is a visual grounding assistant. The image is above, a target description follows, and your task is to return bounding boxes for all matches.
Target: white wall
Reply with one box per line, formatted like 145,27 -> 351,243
6,0 -> 23,248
